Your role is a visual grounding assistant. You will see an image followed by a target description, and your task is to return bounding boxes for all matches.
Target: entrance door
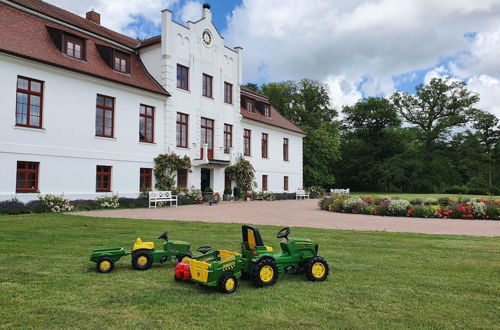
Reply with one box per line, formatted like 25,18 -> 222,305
201,118 -> 214,159
201,168 -> 211,192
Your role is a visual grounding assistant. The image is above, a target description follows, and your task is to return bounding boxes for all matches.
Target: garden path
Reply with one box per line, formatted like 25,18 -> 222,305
74,200 -> 500,237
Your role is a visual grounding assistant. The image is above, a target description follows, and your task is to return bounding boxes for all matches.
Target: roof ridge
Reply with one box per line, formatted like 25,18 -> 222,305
6,0 -> 140,48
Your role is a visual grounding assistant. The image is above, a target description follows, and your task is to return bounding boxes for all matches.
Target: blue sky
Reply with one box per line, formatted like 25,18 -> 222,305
46,0 -> 500,115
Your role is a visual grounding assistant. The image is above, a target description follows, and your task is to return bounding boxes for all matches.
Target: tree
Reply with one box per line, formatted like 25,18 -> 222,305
260,79 -> 340,187
391,77 -> 479,155
336,97 -> 405,191
471,110 -> 500,187
244,83 -> 260,92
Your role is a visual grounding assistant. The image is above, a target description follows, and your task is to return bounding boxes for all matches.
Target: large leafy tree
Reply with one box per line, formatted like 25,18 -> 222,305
391,77 -> 479,155
471,110 -> 500,187
260,79 -> 340,187
336,97 -> 405,191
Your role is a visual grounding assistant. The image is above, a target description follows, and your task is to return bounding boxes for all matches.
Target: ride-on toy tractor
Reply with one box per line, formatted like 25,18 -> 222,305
174,225 -> 329,293
90,231 -> 191,273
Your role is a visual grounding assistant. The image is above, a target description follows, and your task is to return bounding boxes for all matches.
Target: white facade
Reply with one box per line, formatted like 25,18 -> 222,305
0,3 -> 304,201
0,53 -> 165,202
139,6 -> 304,194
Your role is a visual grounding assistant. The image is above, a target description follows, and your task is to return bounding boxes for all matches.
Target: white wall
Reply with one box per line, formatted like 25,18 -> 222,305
141,8 -> 244,193
0,53 -> 166,201
241,119 -> 304,193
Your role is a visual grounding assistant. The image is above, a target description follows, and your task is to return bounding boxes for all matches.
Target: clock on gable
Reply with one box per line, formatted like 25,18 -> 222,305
202,30 -> 212,46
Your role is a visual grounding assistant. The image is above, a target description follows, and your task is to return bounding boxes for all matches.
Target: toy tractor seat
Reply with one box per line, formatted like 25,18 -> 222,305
133,237 -> 154,251
241,225 -> 273,252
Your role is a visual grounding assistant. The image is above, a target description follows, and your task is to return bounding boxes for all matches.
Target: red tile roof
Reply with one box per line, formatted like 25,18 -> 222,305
139,36 -> 161,49
7,0 -> 140,48
240,87 -> 305,135
0,2 -> 168,95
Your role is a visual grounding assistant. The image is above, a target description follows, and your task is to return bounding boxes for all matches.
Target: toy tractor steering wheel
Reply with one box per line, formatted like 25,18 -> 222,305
276,227 -> 291,240
158,231 -> 169,241
197,246 -> 212,254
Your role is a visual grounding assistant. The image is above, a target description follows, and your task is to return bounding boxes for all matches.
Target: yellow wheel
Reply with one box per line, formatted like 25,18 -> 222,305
259,265 -> 274,283
137,256 -> 148,266
132,250 -> 153,271
305,257 -> 329,282
219,274 -> 238,294
252,258 -> 278,287
311,262 -> 326,278
97,257 -> 114,273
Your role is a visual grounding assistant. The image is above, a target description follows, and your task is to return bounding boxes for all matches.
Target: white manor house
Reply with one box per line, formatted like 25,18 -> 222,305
0,0 -> 305,201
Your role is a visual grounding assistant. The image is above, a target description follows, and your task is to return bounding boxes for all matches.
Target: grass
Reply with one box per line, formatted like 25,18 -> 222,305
0,214 -> 499,329
351,192 -> 500,201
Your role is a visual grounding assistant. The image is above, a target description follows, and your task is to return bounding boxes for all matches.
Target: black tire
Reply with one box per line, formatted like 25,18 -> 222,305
176,254 -> 192,263
251,258 -> 278,287
96,257 -> 114,273
304,256 -> 329,282
131,249 -> 153,271
219,274 -> 238,294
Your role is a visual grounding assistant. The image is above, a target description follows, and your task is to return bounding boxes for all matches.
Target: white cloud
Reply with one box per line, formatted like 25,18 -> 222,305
179,1 -> 202,23
467,75 -> 500,118
45,0 -> 179,38
324,75 -> 362,110
224,0 -> 500,111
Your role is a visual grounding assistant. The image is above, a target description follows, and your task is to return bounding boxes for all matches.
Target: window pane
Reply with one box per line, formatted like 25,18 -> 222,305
104,127 -> 112,136
30,95 -> 40,106
105,97 -> 113,107
140,105 -> 146,115
17,92 -> 28,105
30,115 -> 39,127
17,78 -> 28,90
31,81 -> 41,93
104,110 -> 112,120
96,95 -> 104,106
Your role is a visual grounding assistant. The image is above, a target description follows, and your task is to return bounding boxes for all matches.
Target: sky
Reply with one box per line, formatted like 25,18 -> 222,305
45,0 -> 500,117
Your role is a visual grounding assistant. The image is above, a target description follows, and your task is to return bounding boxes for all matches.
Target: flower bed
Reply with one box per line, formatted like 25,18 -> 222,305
318,195 -> 500,220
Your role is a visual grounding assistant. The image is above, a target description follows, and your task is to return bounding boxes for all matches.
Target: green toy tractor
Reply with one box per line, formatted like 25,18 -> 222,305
174,225 -> 329,293
90,231 -> 191,273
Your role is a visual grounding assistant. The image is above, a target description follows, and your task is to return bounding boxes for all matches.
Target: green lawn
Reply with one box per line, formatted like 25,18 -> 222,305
351,192 -> 500,201
1,214 -> 499,329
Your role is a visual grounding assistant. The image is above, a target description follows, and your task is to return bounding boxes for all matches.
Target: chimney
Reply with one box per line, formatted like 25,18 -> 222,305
202,3 -> 211,20
86,10 -> 101,25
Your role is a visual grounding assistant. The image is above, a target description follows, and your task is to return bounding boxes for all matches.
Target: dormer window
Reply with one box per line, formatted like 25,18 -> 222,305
264,105 -> 271,117
64,35 -> 85,60
246,98 -> 255,113
113,51 -> 129,73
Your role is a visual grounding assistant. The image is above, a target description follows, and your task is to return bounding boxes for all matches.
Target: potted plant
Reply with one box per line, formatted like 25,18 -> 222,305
214,192 -> 221,204
223,188 -> 232,201
244,192 -> 253,201
203,187 -> 213,202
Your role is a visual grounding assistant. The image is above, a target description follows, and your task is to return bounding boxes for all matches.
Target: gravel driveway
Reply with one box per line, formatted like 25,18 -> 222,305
73,199 -> 500,237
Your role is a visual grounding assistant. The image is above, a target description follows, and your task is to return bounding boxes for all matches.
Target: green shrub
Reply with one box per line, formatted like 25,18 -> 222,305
203,187 -> 213,193
445,185 -> 468,194
233,187 -> 242,199
223,188 -> 232,195
39,194 -> 73,212
424,198 -> 437,205
486,206 -> 500,220
342,196 -> 364,212
438,197 -> 450,206
409,198 -> 423,205
388,200 -> 410,216
423,206 -> 439,218
411,206 -> 425,218
472,202 -> 487,218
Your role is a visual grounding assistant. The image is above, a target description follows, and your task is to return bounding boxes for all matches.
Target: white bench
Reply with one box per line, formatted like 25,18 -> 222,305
330,188 -> 350,195
149,191 -> 178,209
296,189 -> 310,200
